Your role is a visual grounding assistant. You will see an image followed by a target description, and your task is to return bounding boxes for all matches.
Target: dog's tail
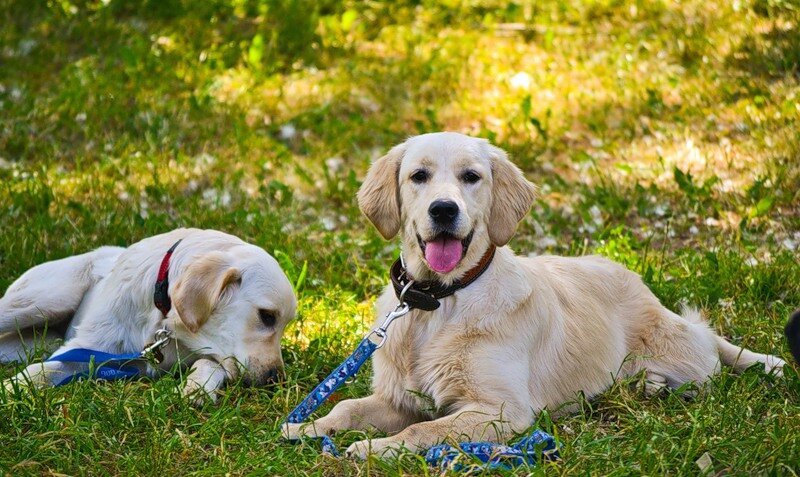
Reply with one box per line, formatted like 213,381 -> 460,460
715,336 -> 783,374
676,307 -> 782,374
712,313 -> 785,376
785,309 -> 800,365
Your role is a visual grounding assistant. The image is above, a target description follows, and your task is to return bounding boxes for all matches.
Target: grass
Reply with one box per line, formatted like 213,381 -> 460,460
1,0 -> 799,474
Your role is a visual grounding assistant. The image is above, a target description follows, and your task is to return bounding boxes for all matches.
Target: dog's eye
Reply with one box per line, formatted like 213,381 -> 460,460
461,170 -> 481,184
410,169 -> 429,183
259,309 -> 277,328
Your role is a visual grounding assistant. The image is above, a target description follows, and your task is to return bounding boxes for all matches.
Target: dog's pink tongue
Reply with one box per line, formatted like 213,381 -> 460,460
424,237 -> 463,274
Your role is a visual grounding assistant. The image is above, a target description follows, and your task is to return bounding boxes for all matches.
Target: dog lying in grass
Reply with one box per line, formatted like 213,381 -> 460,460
1,228 -> 296,403
284,132 -> 785,458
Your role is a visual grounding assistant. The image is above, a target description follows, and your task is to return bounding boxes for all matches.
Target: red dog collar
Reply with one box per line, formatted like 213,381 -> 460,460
153,239 -> 182,317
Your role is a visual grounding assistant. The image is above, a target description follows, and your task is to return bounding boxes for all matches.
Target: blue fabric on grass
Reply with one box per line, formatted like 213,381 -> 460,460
425,429 -> 559,471
46,348 -> 143,386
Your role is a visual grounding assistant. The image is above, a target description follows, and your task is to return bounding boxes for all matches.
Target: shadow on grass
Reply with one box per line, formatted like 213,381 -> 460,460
727,18 -> 800,78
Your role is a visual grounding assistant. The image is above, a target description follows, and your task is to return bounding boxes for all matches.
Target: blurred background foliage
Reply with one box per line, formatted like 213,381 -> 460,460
1,0 -> 798,314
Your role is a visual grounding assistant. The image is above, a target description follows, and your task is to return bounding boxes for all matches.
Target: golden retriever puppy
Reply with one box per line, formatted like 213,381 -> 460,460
1,228 -> 296,402
284,132 -> 785,458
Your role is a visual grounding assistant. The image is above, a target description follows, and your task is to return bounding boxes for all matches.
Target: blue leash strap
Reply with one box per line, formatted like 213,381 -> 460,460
285,337 -> 378,425
46,348 -> 145,386
425,429 -> 560,471
287,302 -> 411,426
284,302 -> 411,456
45,328 -> 173,387
284,338 -> 379,456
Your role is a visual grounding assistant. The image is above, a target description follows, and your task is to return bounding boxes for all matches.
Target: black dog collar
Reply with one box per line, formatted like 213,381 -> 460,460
390,245 -> 496,311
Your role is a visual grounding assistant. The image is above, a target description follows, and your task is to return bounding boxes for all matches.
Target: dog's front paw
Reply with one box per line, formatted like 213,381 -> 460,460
345,439 -> 373,460
764,355 -> 786,377
281,421 -> 325,440
1,375 -> 34,397
345,437 -> 405,460
181,381 -> 218,406
2,378 -> 20,395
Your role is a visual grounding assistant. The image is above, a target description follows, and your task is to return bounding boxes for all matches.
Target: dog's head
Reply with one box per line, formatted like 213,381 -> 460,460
171,246 -> 296,386
358,132 -> 536,282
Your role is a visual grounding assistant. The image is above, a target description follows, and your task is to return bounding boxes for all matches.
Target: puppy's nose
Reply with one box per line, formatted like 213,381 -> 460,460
428,200 -> 459,226
263,367 -> 283,385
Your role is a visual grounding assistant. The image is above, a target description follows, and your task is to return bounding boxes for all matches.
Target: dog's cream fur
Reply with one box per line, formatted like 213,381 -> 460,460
284,132 -> 785,458
1,228 -> 296,402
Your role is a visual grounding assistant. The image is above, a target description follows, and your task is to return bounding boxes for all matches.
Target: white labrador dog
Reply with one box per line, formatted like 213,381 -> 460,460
285,132 -> 785,458
1,228 -> 296,402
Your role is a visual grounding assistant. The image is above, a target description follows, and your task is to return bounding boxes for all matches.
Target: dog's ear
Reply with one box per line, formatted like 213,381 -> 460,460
357,142 -> 406,239
172,252 -> 241,333
487,145 -> 537,246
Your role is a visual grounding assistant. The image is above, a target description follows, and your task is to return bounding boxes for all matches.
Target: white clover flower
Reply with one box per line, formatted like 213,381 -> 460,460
509,72 -> 531,90
194,152 -> 216,166
321,216 -> 336,231
279,123 -> 297,140
202,188 -> 217,202
220,190 -> 231,208
589,205 -> 603,225
18,39 -> 37,56
536,236 -> 558,248
325,157 -> 344,173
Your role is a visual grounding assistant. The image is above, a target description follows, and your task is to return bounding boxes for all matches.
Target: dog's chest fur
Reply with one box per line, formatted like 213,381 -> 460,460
378,302 -> 490,418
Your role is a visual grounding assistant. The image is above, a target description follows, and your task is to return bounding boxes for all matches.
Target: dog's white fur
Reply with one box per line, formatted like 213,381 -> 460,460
1,228 -> 296,402
284,132 -> 785,458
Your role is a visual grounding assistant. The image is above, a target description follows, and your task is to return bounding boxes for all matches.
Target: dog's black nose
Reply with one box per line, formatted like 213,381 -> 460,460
429,200 -> 459,226
263,367 -> 283,385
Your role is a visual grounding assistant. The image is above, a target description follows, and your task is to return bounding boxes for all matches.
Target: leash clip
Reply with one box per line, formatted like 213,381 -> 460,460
367,303 -> 409,349
140,328 -> 173,363
367,281 -> 413,349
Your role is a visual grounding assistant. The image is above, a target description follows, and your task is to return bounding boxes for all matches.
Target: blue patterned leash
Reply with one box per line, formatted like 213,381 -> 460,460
46,328 -> 173,386
283,285 -> 560,469
284,300 -> 412,455
425,430 -> 559,471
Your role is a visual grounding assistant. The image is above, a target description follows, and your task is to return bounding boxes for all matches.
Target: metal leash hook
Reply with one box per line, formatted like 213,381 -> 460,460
140,327 -> 173,363
367,280 -> 414,348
